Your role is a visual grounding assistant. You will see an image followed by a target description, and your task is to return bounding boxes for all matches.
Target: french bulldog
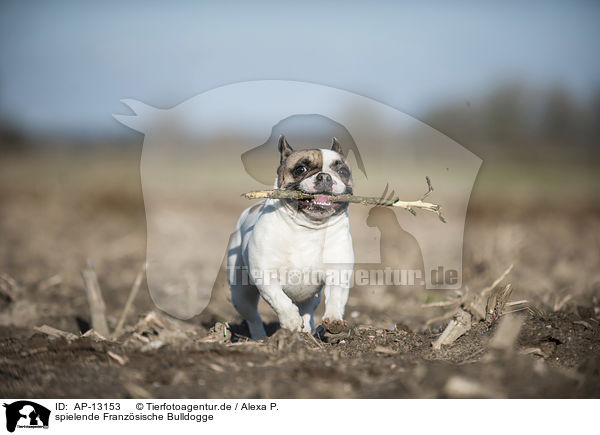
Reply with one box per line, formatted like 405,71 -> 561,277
227,136 -> 354,339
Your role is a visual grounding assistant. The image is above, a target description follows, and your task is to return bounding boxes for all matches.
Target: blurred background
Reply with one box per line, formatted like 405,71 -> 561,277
1,0 -> 599,333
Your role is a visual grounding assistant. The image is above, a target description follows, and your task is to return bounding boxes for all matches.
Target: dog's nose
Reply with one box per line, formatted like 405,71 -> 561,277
316,173 -> 332,183
315,172 -> 333,190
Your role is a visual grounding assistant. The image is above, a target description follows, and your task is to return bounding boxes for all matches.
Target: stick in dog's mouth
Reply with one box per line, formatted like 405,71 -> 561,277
242,177 -> 447,223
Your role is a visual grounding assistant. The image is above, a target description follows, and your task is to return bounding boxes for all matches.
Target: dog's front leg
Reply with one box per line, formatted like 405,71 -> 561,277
322,284 -> 349,333
259,283 -> 303,332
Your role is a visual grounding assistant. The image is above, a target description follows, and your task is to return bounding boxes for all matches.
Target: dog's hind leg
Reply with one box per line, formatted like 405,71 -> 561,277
297,291 -> 322,333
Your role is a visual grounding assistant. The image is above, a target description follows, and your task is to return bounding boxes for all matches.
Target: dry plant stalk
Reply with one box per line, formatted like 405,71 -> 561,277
107,350 -> 128,366
112,263 -> 147,339
489,314 -> 525,351
123,382 -> 153,399
486,283 -> 513,322
81,259 -> 110,338
423,263 -> 519,329
481,263 -> 514,296
444,376 -> 505,399
34,325 -> 78,341
200,322 -> 232,344
243,177 -> 446,222
432,309 -> 472,349
0,272 -> 19,302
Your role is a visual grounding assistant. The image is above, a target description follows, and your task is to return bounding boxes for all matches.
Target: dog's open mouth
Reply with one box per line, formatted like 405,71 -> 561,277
290,192 -> 348,220
298,194 -> 332,208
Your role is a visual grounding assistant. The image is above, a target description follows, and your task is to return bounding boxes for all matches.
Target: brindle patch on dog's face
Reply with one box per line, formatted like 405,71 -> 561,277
277,149 -> 323,191
328,157 -> 352,189
276,136 -> 352,221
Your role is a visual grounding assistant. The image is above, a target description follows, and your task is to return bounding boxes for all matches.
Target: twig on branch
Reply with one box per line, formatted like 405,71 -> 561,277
242,177 -> 446,222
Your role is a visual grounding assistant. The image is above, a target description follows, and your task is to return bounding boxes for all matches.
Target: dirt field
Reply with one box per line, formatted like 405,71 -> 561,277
1,148 -> 599,398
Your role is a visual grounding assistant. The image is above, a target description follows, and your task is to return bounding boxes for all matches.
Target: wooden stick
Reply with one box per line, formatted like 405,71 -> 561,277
81,259 -> 110,338
242,177 -> 446,222
112,263 -> 147,339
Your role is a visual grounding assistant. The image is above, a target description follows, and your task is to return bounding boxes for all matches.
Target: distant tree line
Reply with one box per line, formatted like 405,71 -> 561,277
424,82 -> 600,154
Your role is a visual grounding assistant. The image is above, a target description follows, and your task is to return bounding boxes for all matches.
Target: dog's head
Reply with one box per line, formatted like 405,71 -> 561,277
276,135 -> 353,221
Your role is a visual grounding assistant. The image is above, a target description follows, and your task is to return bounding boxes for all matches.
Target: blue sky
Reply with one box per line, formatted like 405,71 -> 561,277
0,0 -> 599,138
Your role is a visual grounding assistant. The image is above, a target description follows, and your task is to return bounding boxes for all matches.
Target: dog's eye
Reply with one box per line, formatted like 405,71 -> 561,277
293,165 -> 307,177
337,167 -> 349,178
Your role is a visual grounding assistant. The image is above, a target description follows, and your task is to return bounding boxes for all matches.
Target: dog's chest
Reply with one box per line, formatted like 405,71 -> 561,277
269,229 -> 330,301
247,207 -> 351,301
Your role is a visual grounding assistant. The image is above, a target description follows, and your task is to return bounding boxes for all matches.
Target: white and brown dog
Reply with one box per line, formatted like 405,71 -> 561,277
227,136 -> 354,339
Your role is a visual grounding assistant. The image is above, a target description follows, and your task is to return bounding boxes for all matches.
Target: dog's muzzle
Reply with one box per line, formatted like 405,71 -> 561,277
314,172 -> 333,192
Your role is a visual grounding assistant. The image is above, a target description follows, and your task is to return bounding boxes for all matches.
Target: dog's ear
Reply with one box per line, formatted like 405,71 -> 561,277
331,137 -> 343,155
278,135 -> 293,162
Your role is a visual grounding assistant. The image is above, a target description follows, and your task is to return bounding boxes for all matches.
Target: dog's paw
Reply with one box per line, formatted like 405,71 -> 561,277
279,310 -> 303,332
301,314 -> 313,333
322,318 -> 348,334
